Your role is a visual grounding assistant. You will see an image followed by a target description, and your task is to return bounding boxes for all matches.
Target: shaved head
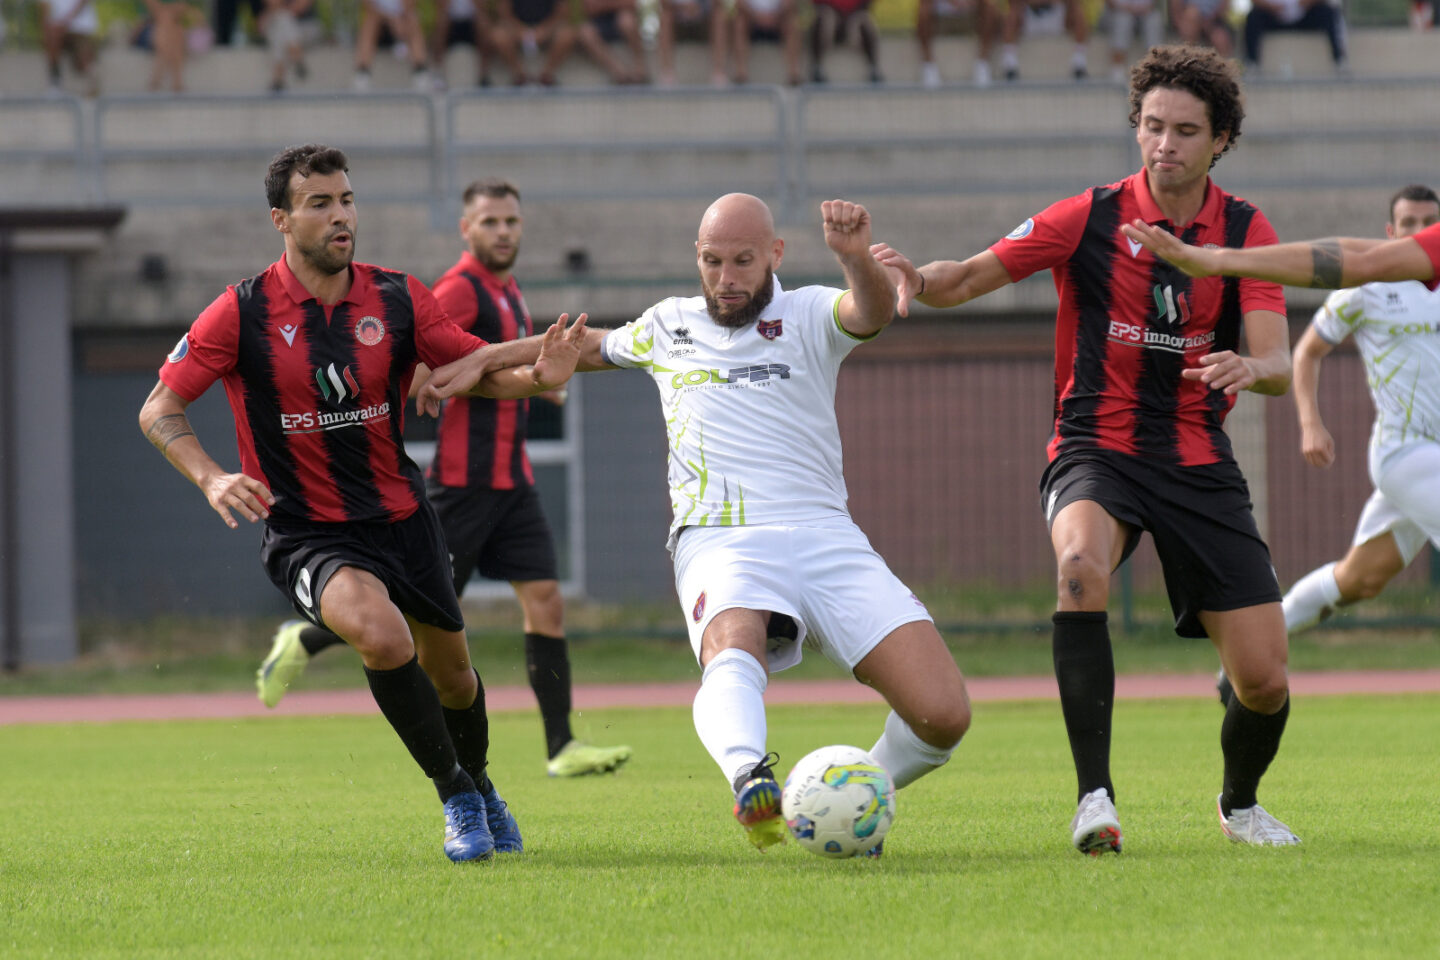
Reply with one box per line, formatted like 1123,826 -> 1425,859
698,193 -> 776,248
696,194 -> 784,328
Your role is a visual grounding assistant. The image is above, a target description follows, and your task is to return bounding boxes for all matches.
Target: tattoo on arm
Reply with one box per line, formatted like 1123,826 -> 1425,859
146,413 -> 195,454
1310,239 -> 1344,289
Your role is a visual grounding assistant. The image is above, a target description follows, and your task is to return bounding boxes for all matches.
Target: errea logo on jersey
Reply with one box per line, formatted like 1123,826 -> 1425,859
669,364 -> 792,390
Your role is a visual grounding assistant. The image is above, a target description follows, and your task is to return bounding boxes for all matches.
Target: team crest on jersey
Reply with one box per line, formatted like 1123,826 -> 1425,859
354,316 -> 385,346
692,591 -> 707,622
757,319 -> 783,340
166,336 -> 189,363
1006,218 -> 1035,241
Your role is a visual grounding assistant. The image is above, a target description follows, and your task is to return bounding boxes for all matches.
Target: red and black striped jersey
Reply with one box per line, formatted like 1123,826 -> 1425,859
427,252 -> 535,490
991,171 -> 1288,467
160,255 -> 487,524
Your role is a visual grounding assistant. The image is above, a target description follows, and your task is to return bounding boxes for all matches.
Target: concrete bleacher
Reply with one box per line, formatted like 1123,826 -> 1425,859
1,27 -> 1435,328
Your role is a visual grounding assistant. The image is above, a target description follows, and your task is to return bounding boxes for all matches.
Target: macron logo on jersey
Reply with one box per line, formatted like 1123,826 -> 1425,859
279,324 -> 298,347
1126,236 -> 1145,258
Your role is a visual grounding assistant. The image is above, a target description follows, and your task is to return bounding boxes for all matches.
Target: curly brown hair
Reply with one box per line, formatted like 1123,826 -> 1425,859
1127,45 -> 1244,169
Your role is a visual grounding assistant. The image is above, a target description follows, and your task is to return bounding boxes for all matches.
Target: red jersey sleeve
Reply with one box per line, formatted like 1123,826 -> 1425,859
431,270 -> 479,335
1237,210 -> 1288,316
1412,223 -> 1440,278
412,274 -> 486,368
989,192 -> 1093,283
158,288 -> 240,401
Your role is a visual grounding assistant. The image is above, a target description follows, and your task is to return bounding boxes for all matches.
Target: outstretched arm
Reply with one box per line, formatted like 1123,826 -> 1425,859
1121,221 -> 1435,288
870,244 -> 1014,316
822,199 -> 897,338
417,313 -> 611,415
1291,323 -> 1338,468
138,381 -> 275,529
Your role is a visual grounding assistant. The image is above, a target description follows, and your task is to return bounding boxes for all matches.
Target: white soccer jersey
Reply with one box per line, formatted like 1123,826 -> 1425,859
1312,280 -> 1440,469
601,277 -> 870,551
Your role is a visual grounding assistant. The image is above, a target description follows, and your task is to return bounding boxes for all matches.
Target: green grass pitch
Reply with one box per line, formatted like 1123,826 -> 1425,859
2,696 -> 1437,959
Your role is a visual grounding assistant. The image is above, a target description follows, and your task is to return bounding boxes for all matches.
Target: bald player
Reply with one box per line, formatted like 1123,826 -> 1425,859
417,193 -> 973,856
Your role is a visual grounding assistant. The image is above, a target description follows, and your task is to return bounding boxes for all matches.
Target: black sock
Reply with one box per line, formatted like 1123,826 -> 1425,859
1220,694 -> 1290,816
442,669 -> 493,795
300,624 -> 345,657
364,656 -> 475,802
1052,611 -> 1115,804
525,632 -> 574,759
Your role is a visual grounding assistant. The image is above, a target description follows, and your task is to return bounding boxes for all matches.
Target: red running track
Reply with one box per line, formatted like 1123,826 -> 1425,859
3,670 -> 1440,726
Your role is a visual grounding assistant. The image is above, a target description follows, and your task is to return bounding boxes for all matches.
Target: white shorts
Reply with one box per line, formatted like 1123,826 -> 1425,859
672,517 -> 933,674
1367,440 -> 1440,562
1351,489 -> 1428,565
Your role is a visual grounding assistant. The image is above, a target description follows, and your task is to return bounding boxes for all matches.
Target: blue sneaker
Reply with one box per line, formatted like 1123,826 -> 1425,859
442,792 -> 495,862
480,784 -> 523,853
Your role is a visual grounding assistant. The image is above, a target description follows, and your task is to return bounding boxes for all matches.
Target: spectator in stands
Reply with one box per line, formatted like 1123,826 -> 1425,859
808,0 -> 883,84
40,0 -> 100,96
1244,0 -> 1349,76
136,0 -> 204,93
1106,0 -> 1162,84
431,0 -> 495,88
214,0 -> 264,47
999,0 -> 1090,82
492,0 -> 577,85
917,0 -> 998,87
261,0 -> 320,93
1170,0 -> 1234,58
354,0 -> 434,91
733,0 -> 802,86
577,0 -> 651,83
656,0 -> 731,86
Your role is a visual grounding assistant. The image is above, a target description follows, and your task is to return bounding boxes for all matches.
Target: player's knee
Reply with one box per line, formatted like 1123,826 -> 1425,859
910,699 -> 970,750
347,627 -> 416,670
1231,672 -> 1288,713
1054,554 -> 1109,605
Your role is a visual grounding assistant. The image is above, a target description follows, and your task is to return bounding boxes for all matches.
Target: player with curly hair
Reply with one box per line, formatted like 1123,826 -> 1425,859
874,45 -> 1301,853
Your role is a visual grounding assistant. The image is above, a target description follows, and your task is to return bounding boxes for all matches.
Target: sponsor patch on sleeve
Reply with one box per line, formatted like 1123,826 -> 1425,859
1005,218 -> 1035,241
166,336 -> 190,363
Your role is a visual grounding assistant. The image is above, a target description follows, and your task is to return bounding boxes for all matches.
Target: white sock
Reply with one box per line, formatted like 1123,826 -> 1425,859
868,709 -> 957,790
1282,561 -> 1343,633
693,648 -> 769,790
1001,44 -> 1019,70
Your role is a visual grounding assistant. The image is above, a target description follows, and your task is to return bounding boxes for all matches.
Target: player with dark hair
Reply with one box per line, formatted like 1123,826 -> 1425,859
140,144 -> 585,862
418,193 -> 972,855
874,45 -> 1301,852
257,176 -> 632,778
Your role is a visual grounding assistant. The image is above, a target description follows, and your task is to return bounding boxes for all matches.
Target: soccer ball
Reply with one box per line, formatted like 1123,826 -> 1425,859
781,745 -> 896,858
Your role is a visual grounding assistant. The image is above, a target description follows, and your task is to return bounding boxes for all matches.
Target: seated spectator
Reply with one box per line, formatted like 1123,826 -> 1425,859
1105,0 -> 1162,84
1169,0 -> 1234,57
1244,0 -> 1348,75
577,0 -> 650,83
354,0 -> 433,91
40,0 -> 100,96
262,0 -> 320,92
808,0 -> 882,84
999,0 -> 1090,82
133,0 -> 207,93
492,0 -> 577,86
656,0 -> 731,86
431,0 -> 494,88
732,0 -> 801,86
917,0 -> 997,87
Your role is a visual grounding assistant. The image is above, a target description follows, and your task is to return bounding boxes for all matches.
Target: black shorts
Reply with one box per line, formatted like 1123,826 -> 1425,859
426,482 -> 559,588
1039,449 -> 1282,638
260,502 -> 465,633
